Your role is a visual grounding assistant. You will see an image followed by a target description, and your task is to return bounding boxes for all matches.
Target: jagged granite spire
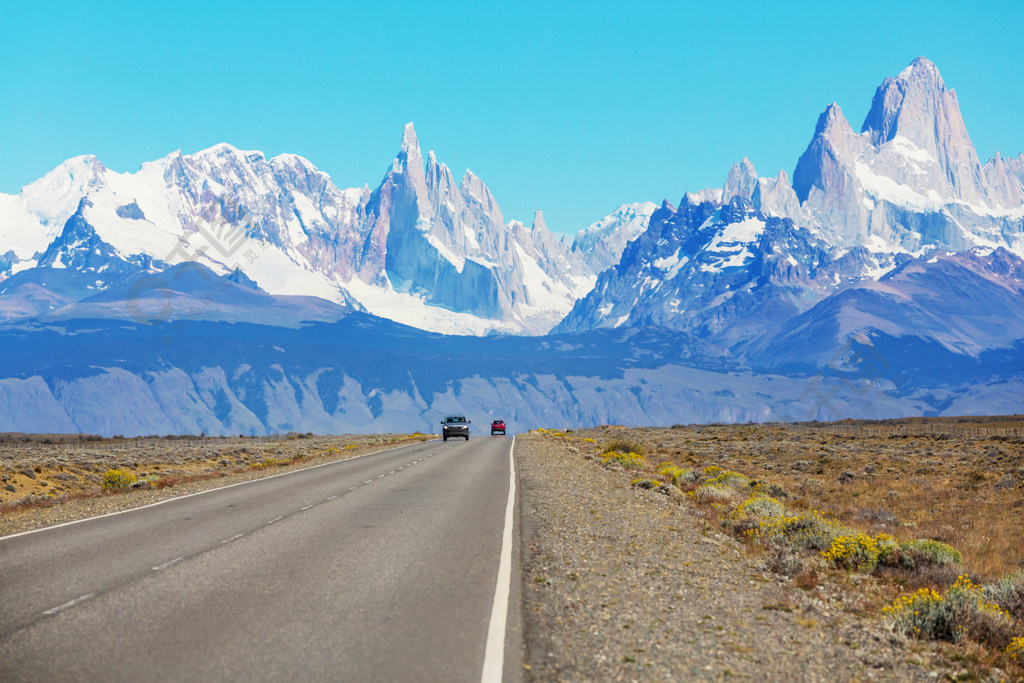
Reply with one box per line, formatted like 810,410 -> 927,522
861,57 -> 985,201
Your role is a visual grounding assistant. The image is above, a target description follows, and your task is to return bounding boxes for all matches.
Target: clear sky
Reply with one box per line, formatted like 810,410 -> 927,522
2,1 -> 1022,234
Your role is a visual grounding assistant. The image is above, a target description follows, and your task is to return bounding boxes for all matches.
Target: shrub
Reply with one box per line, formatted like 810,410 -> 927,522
705,471 -> 750,489
694,484 -> 739,504
1009,637 -> 1024,660
102,469 -> 136,491
733,495 -> 786,519
985,572 -> 1024,623
751,481 -> 789,498
656,463 -> 695,486
601,451 -> 646,470
890,539 -> 963,569
253,457 -> 291,469
630,477 -> 659,490
764,540 -> 807,577
756,510 -> 849,552
883,575 -> 1014,648
702,465 -> 724,479
821,533 -> 897,572
602,439 -> 645,456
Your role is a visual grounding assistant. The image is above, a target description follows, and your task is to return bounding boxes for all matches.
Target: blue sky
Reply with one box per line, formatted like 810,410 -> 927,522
2,1 -> 1022,234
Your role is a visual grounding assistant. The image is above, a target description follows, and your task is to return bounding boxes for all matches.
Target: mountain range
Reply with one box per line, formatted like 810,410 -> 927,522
0,56 -> 1021,435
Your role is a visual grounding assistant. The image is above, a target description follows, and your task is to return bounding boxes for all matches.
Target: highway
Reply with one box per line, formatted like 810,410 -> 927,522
0,436 -> 521,682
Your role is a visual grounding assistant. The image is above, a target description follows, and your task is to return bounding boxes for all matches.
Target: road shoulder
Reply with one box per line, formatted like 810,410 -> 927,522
516,433 -> 948,681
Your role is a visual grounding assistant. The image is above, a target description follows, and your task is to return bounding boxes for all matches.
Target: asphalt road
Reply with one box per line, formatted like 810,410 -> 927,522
0,436 -> 521,682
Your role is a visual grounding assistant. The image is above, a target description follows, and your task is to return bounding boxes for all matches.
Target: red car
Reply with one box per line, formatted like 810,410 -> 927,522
490,419 -> 505,435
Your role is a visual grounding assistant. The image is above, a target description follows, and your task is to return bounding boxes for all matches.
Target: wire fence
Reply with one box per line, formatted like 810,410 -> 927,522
779,422 -> 1024,438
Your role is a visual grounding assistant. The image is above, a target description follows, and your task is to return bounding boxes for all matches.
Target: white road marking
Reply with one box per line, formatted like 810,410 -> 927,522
43,593 -> 94,616
301,504 -> 313,511
267,516 -> 283,525
481,435 -> 517,683
327,495 -> 338,500
363,480 -> 373,484
220,534 -> 244,544
153,557 -> 183,571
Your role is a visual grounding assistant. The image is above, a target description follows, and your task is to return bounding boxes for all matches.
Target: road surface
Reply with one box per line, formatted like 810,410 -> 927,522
0,436 -> 520,682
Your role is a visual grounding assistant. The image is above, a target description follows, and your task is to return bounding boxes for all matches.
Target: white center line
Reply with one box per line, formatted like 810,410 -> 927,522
221,533 -> 244,544
363,480 -> 373,484
43,593 -> 95,616
153,557 -> 184,571
301,504 -> 313,511
327,495 -> 338,500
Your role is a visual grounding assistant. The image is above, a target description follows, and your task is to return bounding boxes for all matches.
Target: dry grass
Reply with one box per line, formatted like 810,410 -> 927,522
0,432 -> 431,515
536,416 -> 1024,679
577,419 -> 1024,581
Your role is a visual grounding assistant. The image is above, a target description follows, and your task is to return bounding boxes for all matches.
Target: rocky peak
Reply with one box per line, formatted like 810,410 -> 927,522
723,158 -> 759,202
861,57 -> 984,201
391,122 -> 426,185
532,209 -> 547,232
460,170 -> 503,224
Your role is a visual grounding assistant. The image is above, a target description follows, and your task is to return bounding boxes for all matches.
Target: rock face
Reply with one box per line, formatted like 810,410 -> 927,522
860,57 -> 986,203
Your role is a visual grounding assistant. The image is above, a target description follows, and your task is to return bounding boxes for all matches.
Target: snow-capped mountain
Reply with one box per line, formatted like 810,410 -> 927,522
792,57 -> 1024,254
0,124 -> 647,335
570,201 -> 657,273
554,195 -> 899,343
558,57 -> 1024,365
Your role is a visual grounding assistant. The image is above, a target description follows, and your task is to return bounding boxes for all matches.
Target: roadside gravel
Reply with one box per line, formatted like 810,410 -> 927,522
517,434 -> 951,681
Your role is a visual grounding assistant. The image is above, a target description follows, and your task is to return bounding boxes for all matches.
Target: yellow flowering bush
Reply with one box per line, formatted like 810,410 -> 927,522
601,451 -> 646,470
102,469 -> 137,491
883,575 -> 1014,646
821,532 -> 897,572
1008,636 -> 1024,659
656,463 -> 694,486
630,477 -> 660,490
756,509 -> 848,551
253,457 -> 291,469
